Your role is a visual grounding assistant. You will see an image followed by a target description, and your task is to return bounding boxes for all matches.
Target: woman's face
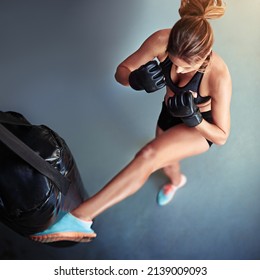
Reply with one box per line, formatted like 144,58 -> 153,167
169,55 -> 203,74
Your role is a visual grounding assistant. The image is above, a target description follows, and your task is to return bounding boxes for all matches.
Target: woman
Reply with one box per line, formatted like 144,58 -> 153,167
31,0 -> 232,243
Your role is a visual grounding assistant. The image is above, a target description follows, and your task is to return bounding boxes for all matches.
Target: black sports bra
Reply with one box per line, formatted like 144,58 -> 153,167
160,57 -> 211,105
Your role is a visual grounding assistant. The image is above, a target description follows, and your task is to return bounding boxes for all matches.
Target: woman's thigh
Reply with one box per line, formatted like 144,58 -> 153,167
141,124 -> 210,171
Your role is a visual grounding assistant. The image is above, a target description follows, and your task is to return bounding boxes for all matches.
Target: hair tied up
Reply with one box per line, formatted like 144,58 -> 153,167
179,0 -> 226,21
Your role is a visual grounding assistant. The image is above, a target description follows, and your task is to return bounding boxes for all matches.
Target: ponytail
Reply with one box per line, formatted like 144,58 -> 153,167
179,0 -> 226,20
167,0 -> 226,71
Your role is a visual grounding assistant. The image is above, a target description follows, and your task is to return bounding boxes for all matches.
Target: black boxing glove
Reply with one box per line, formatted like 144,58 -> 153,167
167,91 -> 203,127
128,60 -> 166,93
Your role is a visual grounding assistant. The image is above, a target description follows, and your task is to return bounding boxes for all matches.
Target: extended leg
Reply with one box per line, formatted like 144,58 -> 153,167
31,125 -> 209,242
72,125 -> 209,220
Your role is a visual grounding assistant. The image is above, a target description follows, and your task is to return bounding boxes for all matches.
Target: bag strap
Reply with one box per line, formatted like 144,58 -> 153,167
0,123 -> 69,195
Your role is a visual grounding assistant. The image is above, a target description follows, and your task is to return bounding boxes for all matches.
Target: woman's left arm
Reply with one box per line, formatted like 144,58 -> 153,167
195,64 -> 232,145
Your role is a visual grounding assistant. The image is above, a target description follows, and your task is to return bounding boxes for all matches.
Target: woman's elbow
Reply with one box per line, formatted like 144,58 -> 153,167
114,65 -> 130,86
114,68 -> 120,84
214,131 -> 230,146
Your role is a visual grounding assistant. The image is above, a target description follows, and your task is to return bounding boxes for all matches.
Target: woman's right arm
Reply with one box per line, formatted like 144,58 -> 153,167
114,29 -> 170,86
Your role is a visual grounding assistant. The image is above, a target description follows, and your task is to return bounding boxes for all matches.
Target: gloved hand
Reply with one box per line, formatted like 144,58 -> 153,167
167,91 -> 203,127
128,60 -> 166,93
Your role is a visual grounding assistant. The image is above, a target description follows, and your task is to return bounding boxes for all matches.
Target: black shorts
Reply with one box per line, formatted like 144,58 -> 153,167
157,102 -> 214,147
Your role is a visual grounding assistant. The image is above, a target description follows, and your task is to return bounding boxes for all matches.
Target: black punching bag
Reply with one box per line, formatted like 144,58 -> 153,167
0,111 -> 88,237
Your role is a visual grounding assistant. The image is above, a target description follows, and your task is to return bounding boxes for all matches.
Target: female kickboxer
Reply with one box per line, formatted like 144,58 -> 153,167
31,0 -> 232,243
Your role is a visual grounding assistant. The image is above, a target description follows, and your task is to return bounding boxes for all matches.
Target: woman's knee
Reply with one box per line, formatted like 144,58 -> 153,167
135,142 -> 158,167
135,140 -> 178,172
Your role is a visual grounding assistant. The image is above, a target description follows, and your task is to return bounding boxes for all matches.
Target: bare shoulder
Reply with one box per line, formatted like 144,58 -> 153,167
209,52 -> 231,82
150,29 -> 171,44
142,29 -> 171,58
208,52 -> 232,97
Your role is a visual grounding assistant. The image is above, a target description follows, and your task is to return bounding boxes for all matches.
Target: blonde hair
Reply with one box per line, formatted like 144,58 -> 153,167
179,0 -> 226,19
167,0 -> 226,70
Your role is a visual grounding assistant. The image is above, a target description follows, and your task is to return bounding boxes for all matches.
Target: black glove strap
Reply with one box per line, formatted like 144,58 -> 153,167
182,110 -> 203,127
